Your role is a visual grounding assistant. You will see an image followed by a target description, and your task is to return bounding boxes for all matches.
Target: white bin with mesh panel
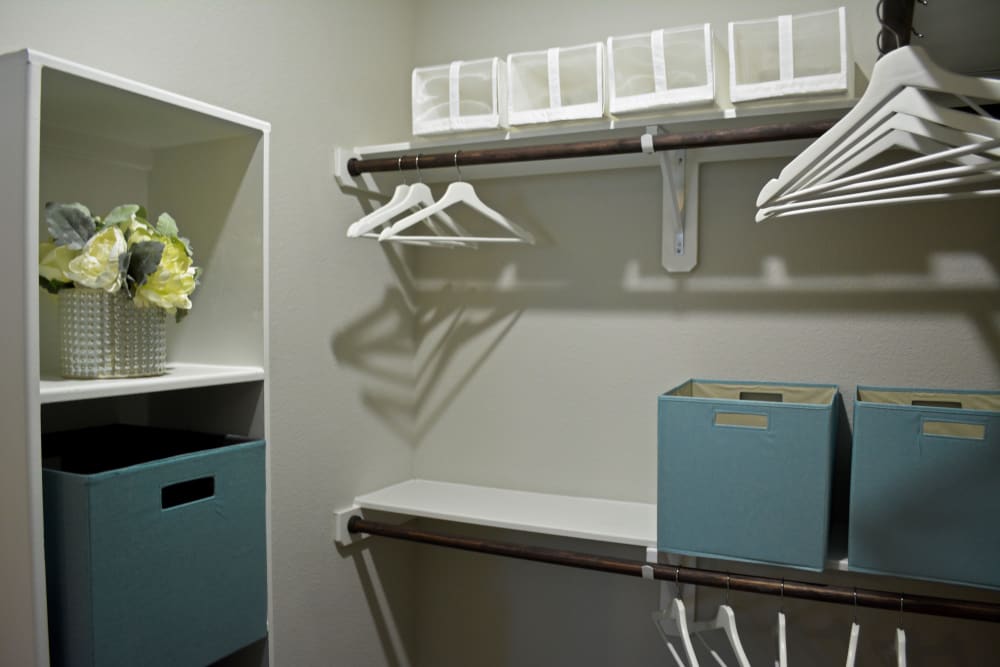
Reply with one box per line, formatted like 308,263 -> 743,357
412,58 -> 507,135
607,24 -> 715,115
728,7 -> 850,103
507,42 -> 605,125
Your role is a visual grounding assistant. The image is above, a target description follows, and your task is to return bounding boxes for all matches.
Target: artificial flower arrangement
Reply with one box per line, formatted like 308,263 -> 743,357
39,202 -> 200,320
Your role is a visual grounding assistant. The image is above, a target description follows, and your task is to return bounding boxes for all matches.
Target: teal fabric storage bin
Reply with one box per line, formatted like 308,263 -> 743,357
849,386 -> 1000,589
42,425 -> 267,667
658,379 -> 840,571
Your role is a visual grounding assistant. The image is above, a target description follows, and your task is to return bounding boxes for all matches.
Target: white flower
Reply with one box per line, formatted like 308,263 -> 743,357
65,226 -> 127,292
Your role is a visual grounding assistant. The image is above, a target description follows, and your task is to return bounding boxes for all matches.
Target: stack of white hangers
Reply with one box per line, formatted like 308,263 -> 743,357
654,577 -> 910,666
756,45 -> 1000,222
346,153 -> 535,247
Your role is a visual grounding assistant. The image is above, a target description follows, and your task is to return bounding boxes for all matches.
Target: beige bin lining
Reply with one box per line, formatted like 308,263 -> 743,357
857,389 -> 1000,412
670,381 -> 836,405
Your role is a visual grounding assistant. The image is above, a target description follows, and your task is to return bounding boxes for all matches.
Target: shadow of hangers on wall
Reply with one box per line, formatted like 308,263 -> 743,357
332,287 -> 522,444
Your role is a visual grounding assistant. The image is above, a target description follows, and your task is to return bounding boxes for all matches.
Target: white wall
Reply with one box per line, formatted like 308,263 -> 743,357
0,1 -> 419,665
395,1 -> 1000,665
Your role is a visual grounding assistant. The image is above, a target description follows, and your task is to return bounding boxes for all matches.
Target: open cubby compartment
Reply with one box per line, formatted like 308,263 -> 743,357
607,24 -> 716,115
507,42 -> 605,125
41,380 -> 266,441
37,66 -> 267,379
412,58 -> 507,135
728,6 -> 850,103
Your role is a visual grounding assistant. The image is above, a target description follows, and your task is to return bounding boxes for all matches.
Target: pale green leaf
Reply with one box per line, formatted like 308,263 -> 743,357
156,212 -> 178,238
45,202 -> 95,249
103,204 -> 140,227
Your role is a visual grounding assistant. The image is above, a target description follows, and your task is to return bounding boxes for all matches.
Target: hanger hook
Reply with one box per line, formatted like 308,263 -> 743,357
853,588 -> 858,623
454,150 -> 463,181
415,154 -> 423,183
398,156 -> 408,185
875,0 -> 904,56
726,574 -> 731,606
899,595 -> 904,627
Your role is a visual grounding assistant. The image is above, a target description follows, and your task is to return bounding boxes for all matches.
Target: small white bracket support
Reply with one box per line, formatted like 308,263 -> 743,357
648,547 -> 699,620
333,146 -> 378,193
333,505 -> 366,546
645,126 -> 698,273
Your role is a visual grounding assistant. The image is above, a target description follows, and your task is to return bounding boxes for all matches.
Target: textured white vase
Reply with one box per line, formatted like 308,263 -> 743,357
59,287 -> 166,378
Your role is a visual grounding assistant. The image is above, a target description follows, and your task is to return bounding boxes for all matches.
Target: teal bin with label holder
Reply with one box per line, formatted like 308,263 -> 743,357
849,386 -> 1000,589
658,379 -> 840,571
42,425 -> 267,667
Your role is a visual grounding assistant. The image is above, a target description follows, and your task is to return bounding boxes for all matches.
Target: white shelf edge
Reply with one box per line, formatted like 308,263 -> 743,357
353,97 -> 857,158
353,478 -> 854,573
39,362 -> 265,404
23,49 -> 271,134
355,479 -> 657,547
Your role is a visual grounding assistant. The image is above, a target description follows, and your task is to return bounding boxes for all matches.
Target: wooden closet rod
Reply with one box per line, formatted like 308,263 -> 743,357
345,119 -> 839,177
349,517 -> 1000,624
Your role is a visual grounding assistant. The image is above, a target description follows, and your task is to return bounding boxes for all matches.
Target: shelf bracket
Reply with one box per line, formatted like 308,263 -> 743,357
333,146 -> 378,193
333,505 -> 366,546
646,126 -> 697,273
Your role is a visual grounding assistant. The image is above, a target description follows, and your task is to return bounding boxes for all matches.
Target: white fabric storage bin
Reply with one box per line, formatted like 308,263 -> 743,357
608,24 -> 715,114
412,58 -> 507,135
507,42 -> 605,125
728,7 -> 849,103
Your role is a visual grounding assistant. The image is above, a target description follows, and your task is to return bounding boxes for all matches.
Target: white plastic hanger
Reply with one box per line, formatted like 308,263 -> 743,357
652,568 -> 700,666
775,581 -> 787,667
757,45 -> 1000,209
653,591 -> 700,666
378,151 -> 535,244
771,132 -> 1000,207
896,596 -> 907,667
845,590 -> 860,667
758,124 -> 1000,219
767,86 -> 1000,201
765,93 -> 1000,208
689,577 -> 751,667
347,156 -> 475,247
772,105 -> 1000,203
758,163 -> 1000,219
760,184 -> 1000,220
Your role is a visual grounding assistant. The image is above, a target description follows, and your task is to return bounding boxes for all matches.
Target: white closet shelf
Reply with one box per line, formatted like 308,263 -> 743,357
354,479 -> 656,547
344,478 -> 852,572
353,97 -> 859,160
39,362 -> 265,404
335,96 -> 857,272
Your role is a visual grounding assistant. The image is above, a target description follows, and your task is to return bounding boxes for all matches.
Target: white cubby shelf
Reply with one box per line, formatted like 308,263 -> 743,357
1,48 -> 271,666
40,362 -> 266,404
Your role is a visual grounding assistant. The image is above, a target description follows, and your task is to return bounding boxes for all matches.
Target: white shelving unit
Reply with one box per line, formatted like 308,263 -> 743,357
0,49 -> 270,667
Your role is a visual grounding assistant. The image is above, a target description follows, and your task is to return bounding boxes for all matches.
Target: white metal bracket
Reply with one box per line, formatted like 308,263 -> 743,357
645,126 -> 697,273
333,505 -> 366,546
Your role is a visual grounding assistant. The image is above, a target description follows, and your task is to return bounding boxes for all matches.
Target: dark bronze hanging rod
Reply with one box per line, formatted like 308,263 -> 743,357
345,119 -> 839,177
349,516 -> 1000,624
